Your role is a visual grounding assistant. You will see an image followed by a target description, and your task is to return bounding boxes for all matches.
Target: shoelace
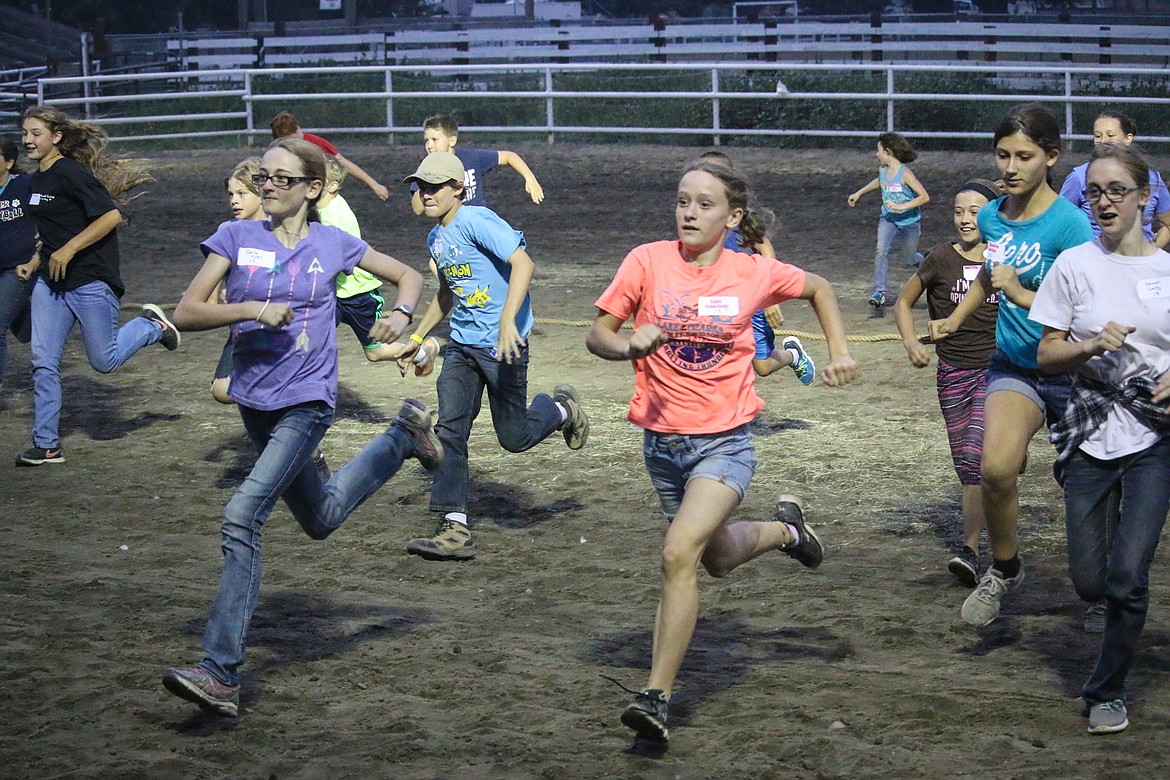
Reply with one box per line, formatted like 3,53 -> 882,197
973,574 -> 1008,603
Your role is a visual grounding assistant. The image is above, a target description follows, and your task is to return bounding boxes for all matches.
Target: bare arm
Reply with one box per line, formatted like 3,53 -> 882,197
496,247 -> 535,362
497,150 -> 544,204
936,267 -> 994,337
410,188 -> 425,216
1154,208 -> 1170,250
334,152 -> 389,201
885,167 -> 930,213
173,253 -> 292,331
586,312 -> 667,361
356,248 -> 425,344
893,273 -> 930,367
847,178 -> 880,207
1037,322 -> 1134,374
799,272 -> 859,386
48,208 -> 122,282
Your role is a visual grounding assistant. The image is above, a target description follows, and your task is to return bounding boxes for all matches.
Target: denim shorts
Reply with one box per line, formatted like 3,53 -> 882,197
643,424 -> 756,519
985,349 -> 1071,428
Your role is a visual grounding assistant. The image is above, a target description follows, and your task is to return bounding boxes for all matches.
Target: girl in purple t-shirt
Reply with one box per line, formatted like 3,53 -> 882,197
161,139 -> 434,719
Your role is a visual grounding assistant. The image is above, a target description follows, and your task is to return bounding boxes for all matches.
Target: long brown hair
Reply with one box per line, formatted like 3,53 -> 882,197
23,106 -> 151,202
683,158 -> 774,248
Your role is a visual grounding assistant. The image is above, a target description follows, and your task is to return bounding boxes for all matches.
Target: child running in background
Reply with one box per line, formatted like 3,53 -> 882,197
847,132 -> 930,315
937,103 -> 1094,628
396,152 -> 588,562
586,158 -> 858,745
410,114 -> 544,216
697,151 -> 815,385
893,179 -> 1000,586
1059,110 -> 1170,249
210,157 -> 265,405
320,155 -> 414,363
1033,142 -> 1170,735
269,110 -> 389,201
0,137 -> 38,391
162,138 -> 432,718
17,106 -> 177,467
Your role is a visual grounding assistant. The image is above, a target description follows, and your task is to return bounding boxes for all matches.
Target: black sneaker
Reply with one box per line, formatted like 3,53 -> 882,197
394,398 -> 443,470
553,384 -> 589,450
947,545 -> 981,588
621,689 -> 669,742
141,304 -> 181,351
774,497 -> 823,569
16,446 -> 64,466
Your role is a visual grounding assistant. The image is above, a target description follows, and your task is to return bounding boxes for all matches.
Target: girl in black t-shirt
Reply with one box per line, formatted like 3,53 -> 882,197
0,137 -> 38,391
15,107 -> 176,467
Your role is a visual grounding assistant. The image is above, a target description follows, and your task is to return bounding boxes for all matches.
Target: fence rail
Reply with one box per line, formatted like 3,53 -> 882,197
32,61 -> 1170,149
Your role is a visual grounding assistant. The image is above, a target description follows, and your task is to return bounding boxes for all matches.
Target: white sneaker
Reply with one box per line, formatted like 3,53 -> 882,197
961,565 -> 1025,627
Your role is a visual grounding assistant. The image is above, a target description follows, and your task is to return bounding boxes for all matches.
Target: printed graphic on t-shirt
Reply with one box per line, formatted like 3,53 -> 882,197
463,168 -> 479,203
658,292 -> 736,371
950,264 -> 999,305
0,197 -> 24,223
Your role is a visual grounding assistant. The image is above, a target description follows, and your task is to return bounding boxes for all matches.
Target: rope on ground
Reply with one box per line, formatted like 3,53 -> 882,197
121,305 -> 914,343
532,317 -> 910,343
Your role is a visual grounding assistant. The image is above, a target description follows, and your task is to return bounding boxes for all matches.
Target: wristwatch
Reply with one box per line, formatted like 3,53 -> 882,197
390,304 -> 414,323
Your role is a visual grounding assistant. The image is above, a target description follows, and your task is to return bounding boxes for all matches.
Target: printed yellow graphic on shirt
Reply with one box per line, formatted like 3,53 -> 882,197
466,285 -> 492,308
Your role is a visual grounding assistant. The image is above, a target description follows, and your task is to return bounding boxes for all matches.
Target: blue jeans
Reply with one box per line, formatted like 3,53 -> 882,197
1062,440 -> 1170,704
429,341 -> 561,515
29,279 -> 162,448
643,425 -> 757,519
873,217 -> 922,294
200,401 -> 420,685
0,268 -> 33,381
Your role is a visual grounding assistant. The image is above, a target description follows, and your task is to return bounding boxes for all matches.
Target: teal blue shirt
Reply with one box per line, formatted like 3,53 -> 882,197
977,195 -> 1093,368
879,164 -> 920,227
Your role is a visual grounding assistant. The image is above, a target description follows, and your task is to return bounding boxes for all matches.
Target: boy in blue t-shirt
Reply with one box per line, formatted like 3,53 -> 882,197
409,114 -> 544,215
398,152 -> 587,562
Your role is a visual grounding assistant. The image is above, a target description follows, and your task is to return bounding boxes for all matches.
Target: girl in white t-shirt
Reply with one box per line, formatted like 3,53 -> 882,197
1031,142 -> 1170,735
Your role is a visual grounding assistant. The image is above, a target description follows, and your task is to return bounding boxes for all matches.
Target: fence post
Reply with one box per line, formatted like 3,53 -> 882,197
886,67 -> 894,131
1064,69 -> 1074,152
545,67 -> 555,145
712,67 -> 721,147
385,68 -> 394,144
80,32 -> 93,119
244,71 -> 254,147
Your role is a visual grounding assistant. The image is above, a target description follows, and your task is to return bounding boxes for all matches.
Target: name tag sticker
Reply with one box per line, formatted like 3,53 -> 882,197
238,247 -> 276,269
1137,277 -> 1170,300
886,182 -> 903,193
698,296 -> 739,316
29,193 -> 40,205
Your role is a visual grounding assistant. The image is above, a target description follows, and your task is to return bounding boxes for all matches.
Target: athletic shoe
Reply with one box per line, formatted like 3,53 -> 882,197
162,665 -> 240,717
414,336 -> 441,377
1087,699 -> 1128,734
947,545 -> 980,588
312,450 -> 331,483
553,384 -> 589,450
961,565 -> 1025,627
1083,602 -> 1106,634
394,398 -> 443,470
868,290 -> 887,308
774,497 -> 823,569
16,446 -> 64,466
620,689 -> 669,742
405,518 -> 475,561
782,336 -> 816,386
141,304 -> 181,351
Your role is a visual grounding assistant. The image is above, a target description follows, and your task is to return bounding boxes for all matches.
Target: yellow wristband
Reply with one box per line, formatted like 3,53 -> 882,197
410,333 -> 425,345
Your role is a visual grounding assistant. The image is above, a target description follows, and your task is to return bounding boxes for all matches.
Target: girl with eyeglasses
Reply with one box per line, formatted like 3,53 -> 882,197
1058,110 -> 1170,249
16,106 -> 176,467
161,138 -> 433,718
1030,142 -> 1170,734
936,103 -> 1094,628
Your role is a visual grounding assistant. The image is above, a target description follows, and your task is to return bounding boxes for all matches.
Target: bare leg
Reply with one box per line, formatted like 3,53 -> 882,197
961,483 -> 985,552
979,390 -> 1043,561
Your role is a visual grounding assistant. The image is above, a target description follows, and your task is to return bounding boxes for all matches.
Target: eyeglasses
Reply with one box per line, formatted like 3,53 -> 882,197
1082,184 -> 1140,203
252,173 -> 312,189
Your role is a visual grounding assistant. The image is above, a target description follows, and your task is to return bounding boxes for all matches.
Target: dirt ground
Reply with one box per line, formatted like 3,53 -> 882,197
3,141 -> 1170,779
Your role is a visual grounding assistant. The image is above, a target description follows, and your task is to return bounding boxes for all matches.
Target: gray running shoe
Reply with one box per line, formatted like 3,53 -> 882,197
162,665 -> 239,717
621,689 -> 669,742
1087,699 -> 1128,734
774,497 -> 823,569
405,518 -> 475,561
961,565 -> 1025,627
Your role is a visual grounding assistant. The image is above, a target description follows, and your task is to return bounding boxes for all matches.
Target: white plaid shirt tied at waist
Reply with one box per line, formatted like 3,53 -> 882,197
1050,373 -> 1170,485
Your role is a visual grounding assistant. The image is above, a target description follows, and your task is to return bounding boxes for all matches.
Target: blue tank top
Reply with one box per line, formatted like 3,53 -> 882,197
879,164 -> 920,227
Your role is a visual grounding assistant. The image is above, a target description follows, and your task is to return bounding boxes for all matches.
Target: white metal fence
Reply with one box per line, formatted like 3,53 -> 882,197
31,61 -> 1170,148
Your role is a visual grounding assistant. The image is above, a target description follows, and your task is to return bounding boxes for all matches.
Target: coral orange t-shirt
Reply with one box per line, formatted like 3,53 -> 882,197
595,240 -> 807,434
